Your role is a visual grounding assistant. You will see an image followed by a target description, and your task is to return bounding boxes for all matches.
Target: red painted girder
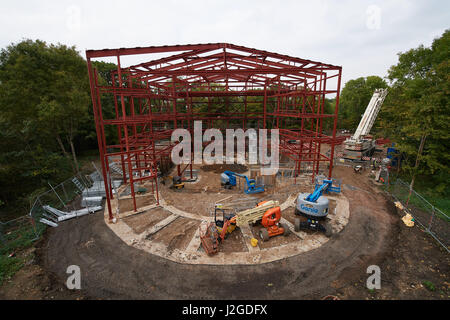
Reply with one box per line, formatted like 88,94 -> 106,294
130,48 -> 214,71
130,67 -> 321,76
86,43 -> 223,58
86,43 -> 340,70
228,43 -> 341,70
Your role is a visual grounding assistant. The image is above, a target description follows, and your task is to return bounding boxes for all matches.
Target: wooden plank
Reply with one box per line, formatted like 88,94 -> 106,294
280,217 -> 305,239
239,224 -> 260,252
185,228 -> 201,253
140,214 -> 179,239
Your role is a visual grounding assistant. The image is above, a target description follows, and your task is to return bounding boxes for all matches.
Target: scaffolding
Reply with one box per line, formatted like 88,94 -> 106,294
86,43 -> 343,221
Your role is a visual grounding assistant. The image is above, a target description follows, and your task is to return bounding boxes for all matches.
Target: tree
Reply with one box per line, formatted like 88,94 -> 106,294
338,76 -> 388,130
380,30 -> 450,194
0,40 -> 93,205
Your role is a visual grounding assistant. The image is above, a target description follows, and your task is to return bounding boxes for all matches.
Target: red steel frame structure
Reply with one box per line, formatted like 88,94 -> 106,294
86,43 -> 342,221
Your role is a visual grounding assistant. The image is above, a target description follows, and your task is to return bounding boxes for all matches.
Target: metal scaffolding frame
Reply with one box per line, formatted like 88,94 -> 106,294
86,43 -> 343,221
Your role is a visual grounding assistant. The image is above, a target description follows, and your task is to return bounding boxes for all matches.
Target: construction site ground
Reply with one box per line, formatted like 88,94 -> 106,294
107,164 -> 346,264
1,166 -> 449,299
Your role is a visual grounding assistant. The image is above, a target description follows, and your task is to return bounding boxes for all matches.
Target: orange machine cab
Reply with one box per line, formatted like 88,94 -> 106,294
261,206 -> 285,237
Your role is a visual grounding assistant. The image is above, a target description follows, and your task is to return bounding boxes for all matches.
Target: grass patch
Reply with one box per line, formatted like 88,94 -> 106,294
0,218 -> 45,285
0,221 -> 44,256
0,255 -> 24,286
422,280 -> 436,292
386,177 -> 450,220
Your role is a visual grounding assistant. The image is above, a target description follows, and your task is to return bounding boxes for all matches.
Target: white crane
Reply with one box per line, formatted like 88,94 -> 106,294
343,88 -> 388,160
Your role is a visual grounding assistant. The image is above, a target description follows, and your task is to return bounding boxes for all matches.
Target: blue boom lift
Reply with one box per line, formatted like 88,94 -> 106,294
220,170 -> 265,194
294,177 -> 339,237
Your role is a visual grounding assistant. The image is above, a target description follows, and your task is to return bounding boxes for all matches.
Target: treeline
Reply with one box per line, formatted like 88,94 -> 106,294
0,31 -> 448,213
0,40 -> 116,212
338,30 -> 449,195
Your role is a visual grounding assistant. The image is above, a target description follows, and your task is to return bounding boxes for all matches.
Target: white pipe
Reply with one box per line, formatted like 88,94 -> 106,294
40,218 -> 58,227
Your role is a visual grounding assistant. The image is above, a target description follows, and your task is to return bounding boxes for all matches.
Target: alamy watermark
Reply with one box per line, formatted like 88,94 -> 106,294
366,5 -> 381,30
366,265 -> 381,290
66,5 -> 81,32
66,265 -> 81,289
171,121 -> 279,175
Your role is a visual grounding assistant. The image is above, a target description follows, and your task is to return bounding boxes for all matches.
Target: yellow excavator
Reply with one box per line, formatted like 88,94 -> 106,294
162,175 -> 196,190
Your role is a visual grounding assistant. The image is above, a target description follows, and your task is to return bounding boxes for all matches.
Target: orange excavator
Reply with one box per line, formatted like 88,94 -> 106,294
200,201 -> 289,255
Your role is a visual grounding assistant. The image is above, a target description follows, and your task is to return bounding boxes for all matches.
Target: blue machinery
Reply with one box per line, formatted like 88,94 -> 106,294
220,170 -> 265,194
294,176 -> 341,237
306,179 -> 333,202
313,176 -> 341,195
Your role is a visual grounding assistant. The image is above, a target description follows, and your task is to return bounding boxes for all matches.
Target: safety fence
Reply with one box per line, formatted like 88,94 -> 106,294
387,178 -> 449,252
0,173 -> 94,255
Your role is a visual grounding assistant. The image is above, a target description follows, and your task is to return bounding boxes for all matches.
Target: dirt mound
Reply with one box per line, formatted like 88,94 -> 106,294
200,164 -> 248,173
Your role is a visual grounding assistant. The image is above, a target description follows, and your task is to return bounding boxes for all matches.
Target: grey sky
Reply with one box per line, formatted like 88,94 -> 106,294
1,0 -> 448,86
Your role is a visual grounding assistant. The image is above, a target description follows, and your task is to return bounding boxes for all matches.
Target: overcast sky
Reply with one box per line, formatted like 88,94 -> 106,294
1,0 -> 448,86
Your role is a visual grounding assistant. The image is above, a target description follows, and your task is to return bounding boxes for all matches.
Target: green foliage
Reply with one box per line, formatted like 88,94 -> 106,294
0,218 -> 44,285
0,255 -> 23,286
0,40 -> 115,210
338,75 -> 388,130
422,280 -> 436,291
0,223 -> 43,257
379,30 -> 450,194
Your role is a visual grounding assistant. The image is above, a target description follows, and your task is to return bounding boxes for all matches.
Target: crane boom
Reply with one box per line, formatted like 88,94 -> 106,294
352,88 -> 388,141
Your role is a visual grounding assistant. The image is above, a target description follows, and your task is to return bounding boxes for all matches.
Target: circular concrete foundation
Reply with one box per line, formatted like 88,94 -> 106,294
105,183 -> 350,265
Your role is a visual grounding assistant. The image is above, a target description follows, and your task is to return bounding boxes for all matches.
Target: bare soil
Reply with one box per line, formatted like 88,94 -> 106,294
159,167 -> 302,218
0,243 -> 85,300
118,194 -> 155,212
147,217 -> 200,252
123,208 -> 171,234
1,165 -> 449,300
282,207 -> 297,225
249,223 -> 299,249
160,167 -> 241,217
200,164 -> 248,173
220,227 -> 248,253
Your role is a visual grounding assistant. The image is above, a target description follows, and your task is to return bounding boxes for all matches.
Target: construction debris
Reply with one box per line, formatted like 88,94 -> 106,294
39,218 -> 58,227
42,205 -> 102,224
395,201 -> 405,210
82,180 -> 121,198
402,213 -> 415,227
81,196 -> 103,207
200,164 -> 247,174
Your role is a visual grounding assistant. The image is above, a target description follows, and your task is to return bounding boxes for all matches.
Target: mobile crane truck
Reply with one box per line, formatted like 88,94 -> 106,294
343,88 -> 388,160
